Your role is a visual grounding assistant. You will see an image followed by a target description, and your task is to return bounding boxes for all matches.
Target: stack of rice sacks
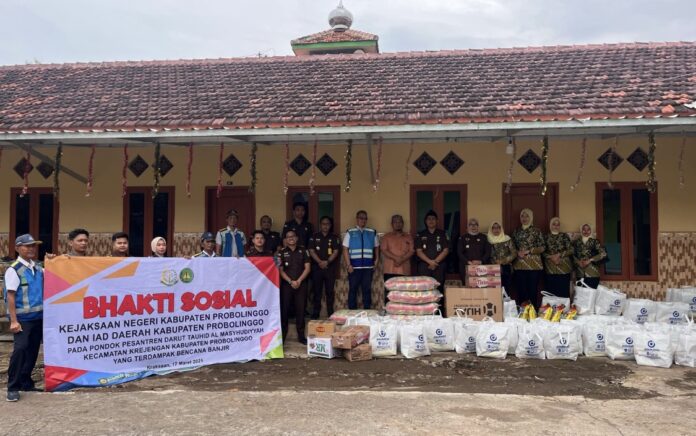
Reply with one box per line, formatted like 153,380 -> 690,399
384,276 -> 441,316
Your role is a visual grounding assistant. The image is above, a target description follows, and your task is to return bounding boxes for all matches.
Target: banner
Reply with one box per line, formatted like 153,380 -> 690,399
43,256 -> 283,391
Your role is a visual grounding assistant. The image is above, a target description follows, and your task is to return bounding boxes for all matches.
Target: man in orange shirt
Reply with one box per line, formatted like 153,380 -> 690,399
380,215 -> 414,303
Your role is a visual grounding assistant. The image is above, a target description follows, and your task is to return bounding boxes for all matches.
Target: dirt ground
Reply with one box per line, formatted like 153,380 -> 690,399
0,341 -> 692,400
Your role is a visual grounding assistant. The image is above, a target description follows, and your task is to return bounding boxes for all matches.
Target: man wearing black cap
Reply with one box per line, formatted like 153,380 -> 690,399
194,232 -> 217,258
415,210 -> 450,293
4,234 -> 44,402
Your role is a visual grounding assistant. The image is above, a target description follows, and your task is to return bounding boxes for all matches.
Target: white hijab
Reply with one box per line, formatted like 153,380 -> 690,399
487,221 -> 510,244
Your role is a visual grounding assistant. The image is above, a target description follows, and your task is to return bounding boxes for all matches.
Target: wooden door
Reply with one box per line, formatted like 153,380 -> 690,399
286,186 -> 341,233
123,187 -> 175,256
502,183 -> 559,235
9,188 -> 59,260
206,187 -> 256,237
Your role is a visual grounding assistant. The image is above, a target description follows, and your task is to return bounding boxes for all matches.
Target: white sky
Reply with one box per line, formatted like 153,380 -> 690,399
1,0 -> 695,65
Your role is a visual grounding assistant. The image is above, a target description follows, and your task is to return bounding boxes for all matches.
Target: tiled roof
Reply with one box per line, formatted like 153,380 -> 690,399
292,28 -> 379,45
1,42 -> 695,133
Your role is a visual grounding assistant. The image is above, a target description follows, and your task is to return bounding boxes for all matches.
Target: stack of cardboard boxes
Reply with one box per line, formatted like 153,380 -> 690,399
307,321 -> 372,361
445,265 -> 504,321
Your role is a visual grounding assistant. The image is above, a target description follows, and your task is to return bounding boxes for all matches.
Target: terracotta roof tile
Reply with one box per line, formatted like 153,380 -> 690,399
292,28 -> 379,45
0,42 -> 695,133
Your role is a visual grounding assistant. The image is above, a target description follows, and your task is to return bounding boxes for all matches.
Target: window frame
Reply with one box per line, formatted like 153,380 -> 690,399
122,186 -> 175,257
286,185 -> 341,233
595,182 -> 658,282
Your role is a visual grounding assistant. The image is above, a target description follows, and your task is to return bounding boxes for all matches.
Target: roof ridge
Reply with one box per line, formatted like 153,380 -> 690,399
2,40 -> 695,70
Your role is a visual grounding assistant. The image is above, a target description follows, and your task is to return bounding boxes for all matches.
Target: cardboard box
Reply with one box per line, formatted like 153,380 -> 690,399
466,264 -> 502,277
343,343 -> 372,361
466,276 -> 503,288
307,336 -> 338,359
331,326 -> 370,349
445,287 -> 503,321
307,320 -> 337,338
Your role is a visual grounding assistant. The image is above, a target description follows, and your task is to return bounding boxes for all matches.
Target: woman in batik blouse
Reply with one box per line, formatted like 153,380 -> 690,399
572,223 -> 607,289
512,208 -> 545,306
488,221 -> 516,294
543,217 -> 573,297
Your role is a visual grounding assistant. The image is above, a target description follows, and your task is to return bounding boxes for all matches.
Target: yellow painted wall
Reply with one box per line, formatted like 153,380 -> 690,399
0,135 -> 694,234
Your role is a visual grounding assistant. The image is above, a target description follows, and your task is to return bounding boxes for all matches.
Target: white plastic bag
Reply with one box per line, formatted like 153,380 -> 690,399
606,323 -> 642,360
399,322 -> 430,359
344,311 -> 373,327
675,320 -> 696,367
541,291 -> 570,312
475,319 -> 509,359
573,280 -> 597,315
423,310 -> 455,351
581,316 -> 612,357
544,323 -> 581,360
655,302 -> 690,325
623,299 -> 657,324
667,287 -> 696,316
515,322 -> 546,359
504,317 -> 526,355
452,311 -> 478,354
502,287 -> 519,320
594,286 -> 626,316
634,324 -> 674,368
369,317 -> 398,357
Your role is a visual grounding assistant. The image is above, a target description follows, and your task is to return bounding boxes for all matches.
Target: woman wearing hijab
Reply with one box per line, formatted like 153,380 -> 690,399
512,208 -> 545,306
488,221 -> 516,293
543,217 -> 573,297
150,236 -> 168,257
572,223 -> 607,289
457,218 -> 492,283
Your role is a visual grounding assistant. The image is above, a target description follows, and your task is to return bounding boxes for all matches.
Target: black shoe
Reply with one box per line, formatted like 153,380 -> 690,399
6,391 -> 19,402
299,337 -> 307,345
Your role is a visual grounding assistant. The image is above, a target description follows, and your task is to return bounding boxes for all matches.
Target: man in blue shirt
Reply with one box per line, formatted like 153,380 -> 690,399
216,209 -> 246,258
342,210 -> 380,309
4,234 -> 44,402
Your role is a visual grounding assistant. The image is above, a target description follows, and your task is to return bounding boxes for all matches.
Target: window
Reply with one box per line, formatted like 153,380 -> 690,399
596,182 -> 658,281
123,187 -> 174,256
286,186 -> 341,233
9,188 -> 58,260
410,185 -> 467,278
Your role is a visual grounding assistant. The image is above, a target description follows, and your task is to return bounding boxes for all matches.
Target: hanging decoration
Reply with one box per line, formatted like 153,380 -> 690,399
122,144 -> 129,198
249,142 -> 258,194
372,136 -> 383,192
403,140 -> 414,188
216,142 -> 224,199
186,142 -> 193,198
608,136 -> 618,189
283,142 -> 290,196
152,141 -> 161,199
678,131 -> 686,189
646,131 -> 657,193
53,142 -> 63,200
21,146 -> 32,197
540,136 -> 549,196
345,139 -> 353,192
505,137 -> 517,194
309,139 -> 317,196
570,137 -> 587,192
86,144 -> 95,197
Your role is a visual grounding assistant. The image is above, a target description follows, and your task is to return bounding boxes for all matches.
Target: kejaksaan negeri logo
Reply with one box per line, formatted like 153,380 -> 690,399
160,269 -> 179,286
647,340 -> 656,349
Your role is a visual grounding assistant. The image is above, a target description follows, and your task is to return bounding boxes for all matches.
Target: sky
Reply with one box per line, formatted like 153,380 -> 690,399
1,0 -> 695,65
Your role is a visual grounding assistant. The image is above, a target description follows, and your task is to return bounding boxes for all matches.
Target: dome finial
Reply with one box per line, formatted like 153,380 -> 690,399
329,1 -> 353,32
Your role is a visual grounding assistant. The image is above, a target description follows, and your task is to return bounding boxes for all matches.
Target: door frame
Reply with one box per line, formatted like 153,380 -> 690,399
122,186 -> 175,256
501,183 -> 559,234
9,187 -> 60,256
204,186 -> 256,235
286,185 -> 341,233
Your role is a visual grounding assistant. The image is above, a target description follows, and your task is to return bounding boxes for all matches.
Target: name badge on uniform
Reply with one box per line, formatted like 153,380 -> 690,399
466,245 -> 470,249
327,247 -> 332,255
436,244 -> 441,252
285,262 -> 289,266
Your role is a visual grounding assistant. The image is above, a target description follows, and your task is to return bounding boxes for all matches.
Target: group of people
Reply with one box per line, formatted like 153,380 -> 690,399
3,205 -> 607,401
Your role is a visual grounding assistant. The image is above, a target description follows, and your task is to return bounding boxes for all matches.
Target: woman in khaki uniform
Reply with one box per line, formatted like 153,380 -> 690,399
572,223 -> 607,289
543,217 -> 573,297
